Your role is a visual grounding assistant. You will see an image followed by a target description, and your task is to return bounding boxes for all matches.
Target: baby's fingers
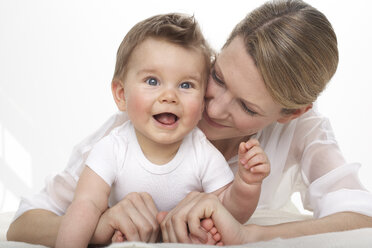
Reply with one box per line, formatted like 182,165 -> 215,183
250,162 -> 270,174
112,230 -> 126,243
241,171 -> 268,185
238,142 -> 248,157
244,139 -> 260,151
238,139 -> 259,159
242,152 -> 267,170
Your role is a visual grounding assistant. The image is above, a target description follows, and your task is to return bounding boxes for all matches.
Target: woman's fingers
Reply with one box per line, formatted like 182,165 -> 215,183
187,195 -> 218,242
160,192 -> 202,243
135,192 -> 160,242
161,206 -> 188,243
164,217 -> 179,243
125,192 -> 159,242
173,213 -> 194,243
94,192 -> 159,244
111,200 -> 141,241
139,192 -> 159,217
187,194 -> 244,246
173,192 -> 207,243
103,192 -> 159,243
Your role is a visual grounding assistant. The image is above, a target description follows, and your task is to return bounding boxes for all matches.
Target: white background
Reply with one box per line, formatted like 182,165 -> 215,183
0,0 -> 371,213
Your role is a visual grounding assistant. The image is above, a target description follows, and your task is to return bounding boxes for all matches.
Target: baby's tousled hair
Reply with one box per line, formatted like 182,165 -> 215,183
113,13 -> 213,83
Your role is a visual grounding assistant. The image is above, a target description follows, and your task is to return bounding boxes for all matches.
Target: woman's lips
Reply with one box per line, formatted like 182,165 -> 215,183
203,111 -> 227,128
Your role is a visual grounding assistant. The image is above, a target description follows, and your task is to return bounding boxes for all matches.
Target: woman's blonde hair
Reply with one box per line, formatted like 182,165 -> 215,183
225,0 -> 338,112
113,13 -> 213,84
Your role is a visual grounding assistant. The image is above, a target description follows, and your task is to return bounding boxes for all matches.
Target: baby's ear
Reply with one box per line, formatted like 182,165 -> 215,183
111,79 -> 126,111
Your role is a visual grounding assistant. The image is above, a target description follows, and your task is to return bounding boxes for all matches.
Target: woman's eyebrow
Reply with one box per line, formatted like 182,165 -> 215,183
213,60 -> 224,80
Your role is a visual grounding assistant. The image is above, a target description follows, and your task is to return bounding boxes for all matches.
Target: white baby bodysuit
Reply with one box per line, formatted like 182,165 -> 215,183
85,121 -> 234,211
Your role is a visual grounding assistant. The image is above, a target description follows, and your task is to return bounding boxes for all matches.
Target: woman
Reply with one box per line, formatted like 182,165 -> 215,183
156,1 -> 372,243
7,0 -> 372,246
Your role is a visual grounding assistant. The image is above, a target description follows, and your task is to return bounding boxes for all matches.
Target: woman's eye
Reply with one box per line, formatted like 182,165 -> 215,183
211,69 -> 225,86
240,101 -> 257,116
180,82 -> 191,89
146,77 -> 159,86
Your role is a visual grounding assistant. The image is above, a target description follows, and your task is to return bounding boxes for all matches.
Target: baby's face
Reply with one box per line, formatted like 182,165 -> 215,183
122,37 -> 206,146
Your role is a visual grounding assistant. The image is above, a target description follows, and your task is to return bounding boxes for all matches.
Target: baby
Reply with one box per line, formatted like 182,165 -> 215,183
56,13 -> 269,247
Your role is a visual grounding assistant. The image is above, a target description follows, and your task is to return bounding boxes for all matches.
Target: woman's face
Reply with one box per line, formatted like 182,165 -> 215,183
198,36 -> 285,141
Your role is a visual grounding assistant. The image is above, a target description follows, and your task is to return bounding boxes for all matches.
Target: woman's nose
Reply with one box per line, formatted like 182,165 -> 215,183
206,91 -> 231,119
158,88 -> 178,104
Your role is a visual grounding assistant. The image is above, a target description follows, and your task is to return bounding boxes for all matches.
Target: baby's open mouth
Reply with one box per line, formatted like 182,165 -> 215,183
153,112 -> 179,125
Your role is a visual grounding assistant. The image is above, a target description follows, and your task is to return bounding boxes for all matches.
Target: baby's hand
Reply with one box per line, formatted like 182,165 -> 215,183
189,219 -> 223,246
112,230 -> 126,243
238,139 -> 270,185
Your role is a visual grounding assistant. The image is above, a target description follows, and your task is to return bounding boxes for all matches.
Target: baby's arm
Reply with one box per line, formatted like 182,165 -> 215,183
217,139 -> 270,223
55,166 -> 110,248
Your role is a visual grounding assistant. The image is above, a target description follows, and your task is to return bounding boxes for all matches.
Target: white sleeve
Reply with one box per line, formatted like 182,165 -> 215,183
13,112 -> 128,220
65,111 -> 129,181
293,109 -> 372,218
196,137 -> 234,193
13,171 -> 77,220
85,135 -> 120,186
307,163 -> 372,218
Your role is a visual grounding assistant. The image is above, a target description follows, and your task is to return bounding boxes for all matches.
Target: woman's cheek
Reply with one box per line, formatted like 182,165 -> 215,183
235,118 -> 264,135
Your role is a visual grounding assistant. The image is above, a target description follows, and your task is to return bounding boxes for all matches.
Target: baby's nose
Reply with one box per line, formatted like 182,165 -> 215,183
158,88 -> 178,104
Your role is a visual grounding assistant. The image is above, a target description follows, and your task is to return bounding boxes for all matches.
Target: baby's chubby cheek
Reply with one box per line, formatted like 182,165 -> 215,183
125,92 -> 150,112
183,101 -> 204,126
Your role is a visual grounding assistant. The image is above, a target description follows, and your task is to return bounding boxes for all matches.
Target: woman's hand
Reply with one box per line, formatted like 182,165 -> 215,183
158,191 -> 256,244
186,193 -> 259,245
157,191 -> 203,243
91,192 -> 160,245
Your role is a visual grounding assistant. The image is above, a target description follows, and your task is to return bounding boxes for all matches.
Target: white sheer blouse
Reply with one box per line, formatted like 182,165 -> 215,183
14,108 -> 372,220
235,107 -> 372,218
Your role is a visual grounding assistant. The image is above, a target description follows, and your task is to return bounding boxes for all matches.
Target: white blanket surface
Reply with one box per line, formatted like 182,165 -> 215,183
1,210 -> 372,247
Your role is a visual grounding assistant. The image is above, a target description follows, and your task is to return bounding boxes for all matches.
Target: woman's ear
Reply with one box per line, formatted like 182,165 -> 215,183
277,104 -> 313,124
112,79 -> 126,111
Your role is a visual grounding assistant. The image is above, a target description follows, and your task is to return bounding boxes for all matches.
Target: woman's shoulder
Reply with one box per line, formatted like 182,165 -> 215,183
297,106 -> 328,124
293,107 -> 336,142
256,106 -> 335,158
260,107 -> 330,138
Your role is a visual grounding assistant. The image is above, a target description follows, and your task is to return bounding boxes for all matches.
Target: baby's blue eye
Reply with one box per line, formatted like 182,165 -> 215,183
146,78 -> 159,86
180,82 -> 191,89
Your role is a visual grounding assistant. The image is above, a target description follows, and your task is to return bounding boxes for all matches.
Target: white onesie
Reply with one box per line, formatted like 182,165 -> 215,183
86,121 -> 234,211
